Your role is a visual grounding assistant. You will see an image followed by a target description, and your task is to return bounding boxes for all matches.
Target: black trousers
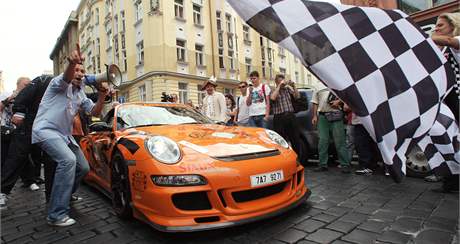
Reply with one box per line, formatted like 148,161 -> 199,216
1,129 -> 38,194
273,112 -> 302,161
353,124 -> 380,170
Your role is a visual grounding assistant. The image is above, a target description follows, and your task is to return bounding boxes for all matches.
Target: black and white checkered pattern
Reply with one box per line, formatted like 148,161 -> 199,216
227,0 -> 459,181
417,103 -> 459,176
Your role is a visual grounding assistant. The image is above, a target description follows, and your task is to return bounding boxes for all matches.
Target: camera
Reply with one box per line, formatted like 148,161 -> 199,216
161,92 -> 175,102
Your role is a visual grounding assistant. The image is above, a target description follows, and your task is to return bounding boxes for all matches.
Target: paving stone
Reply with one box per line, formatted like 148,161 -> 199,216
33,232 -> 71,244
94,222 -> 122,233
377,230 -> 412,244
357,220 -> 390,234
414,229 -> 454,244
313,213 -> 339,223
81,232 -> 116,244
339,212 -> 369,224
401,209 -> 431,220
314,201 -> 338,210
390,217 -> 423,234
331,241 -> 353,244
274,228 -> 307,243
53,231 -> 97,244
423,216 -> 458,233
431,199 -> 459,221
297,241 -> 319,244
341,229 -> 378,244
371,209 -> 401,222
353,205 -> 380,215
327,206 -> 353,217
305,229 -> 343,243
295,219 -> 326,233
326,220 -> 359,234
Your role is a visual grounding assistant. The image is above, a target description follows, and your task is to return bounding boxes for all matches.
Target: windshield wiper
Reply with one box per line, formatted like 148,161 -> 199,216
129,123 -> 164,128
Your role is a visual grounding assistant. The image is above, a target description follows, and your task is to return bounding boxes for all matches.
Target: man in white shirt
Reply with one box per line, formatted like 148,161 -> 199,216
201,76 -> 226,122
235,81 -> 250,126
246,71 -> 270,128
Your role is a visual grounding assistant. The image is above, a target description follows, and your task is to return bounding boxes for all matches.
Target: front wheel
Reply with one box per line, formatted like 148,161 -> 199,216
406,146 -> 430,178
111,152 -> 133,219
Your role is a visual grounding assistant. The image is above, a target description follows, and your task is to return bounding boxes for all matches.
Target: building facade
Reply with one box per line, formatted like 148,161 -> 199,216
50,11 -> 79,76
51,0 -> 321,106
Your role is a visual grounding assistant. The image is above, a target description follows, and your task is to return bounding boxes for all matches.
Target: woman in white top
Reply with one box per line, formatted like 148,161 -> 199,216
431,12 -> 460,121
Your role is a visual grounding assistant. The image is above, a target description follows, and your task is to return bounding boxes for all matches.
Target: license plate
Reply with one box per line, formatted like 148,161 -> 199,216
250,170 -> 284,187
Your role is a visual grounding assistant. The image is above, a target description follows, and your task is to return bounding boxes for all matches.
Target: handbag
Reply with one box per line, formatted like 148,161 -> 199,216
324,110 -> 344,122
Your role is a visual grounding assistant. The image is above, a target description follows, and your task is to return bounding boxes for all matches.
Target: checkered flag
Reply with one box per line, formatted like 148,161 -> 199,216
227,0 -> 459,181
418,103 -> 460,176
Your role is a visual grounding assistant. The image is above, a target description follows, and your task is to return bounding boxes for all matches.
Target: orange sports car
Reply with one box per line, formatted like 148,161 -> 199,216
80,102 -> 310,232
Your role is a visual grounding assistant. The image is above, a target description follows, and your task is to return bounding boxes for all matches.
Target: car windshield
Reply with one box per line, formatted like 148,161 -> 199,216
116,104 -> 213,129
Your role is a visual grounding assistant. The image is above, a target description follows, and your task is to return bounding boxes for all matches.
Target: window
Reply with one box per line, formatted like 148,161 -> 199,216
150,0 -> 159,11
195,44 -> 204,66
279,67 -> 286,74
228,35 -> 233,50
261,47 -> 265,60
135,0 -> 143,22
136,41 -> 144,64
218,32 -> 223,47
295,71 -> 299,82
120,11 -> 126,32
268,62 -> 273,79
267,47 -> 272,61
193,4 -> 202,25
138,85 -> 146,101
114,35 -> 119,52
114,15 -> 118,34
228,50 -> 235,70
121,33 -> 126,49
197,85 -> 205,106
216,11 -> 222,31
225,14 -> 232,33
105,0 -> 111,16
307,74 -> 312,84
174,0 -> 184,19
178,82 -> 188,103
218,48 -> 224,69
176,39 -> 186,62
95,8 -> 99,25
262,61 -> 266,78
96,38 -> 101,55
224,88 -> 234,96
121,91 -> 129,103
278,47 -> 285,56
122,50 -> 128,71
106,28 -> 112,49
243,25 -> 250,42
96,56 -> 101,73
245,58 -> 251,75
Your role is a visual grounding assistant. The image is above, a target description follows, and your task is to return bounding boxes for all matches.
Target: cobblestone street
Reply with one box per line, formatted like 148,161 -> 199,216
1,166 -> 458,244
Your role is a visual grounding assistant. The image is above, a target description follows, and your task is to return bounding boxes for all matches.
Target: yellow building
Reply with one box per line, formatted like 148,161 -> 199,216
57,0 -> 321,106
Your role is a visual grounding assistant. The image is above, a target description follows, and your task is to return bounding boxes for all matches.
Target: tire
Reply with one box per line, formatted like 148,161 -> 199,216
111,152 -> 133,219
406,146 -> 430,178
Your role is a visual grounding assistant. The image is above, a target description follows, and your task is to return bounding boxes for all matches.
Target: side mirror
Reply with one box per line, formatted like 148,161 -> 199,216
89,122 -> 112,132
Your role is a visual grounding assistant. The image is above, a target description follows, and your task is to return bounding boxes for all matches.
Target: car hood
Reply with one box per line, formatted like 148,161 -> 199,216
124,124 -> 280,157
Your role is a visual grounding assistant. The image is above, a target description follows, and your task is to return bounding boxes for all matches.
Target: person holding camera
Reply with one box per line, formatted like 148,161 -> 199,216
201,77 -> 226,122
32,45 -> 110,227
270,74 -> 302,159
311,88 -> 350,173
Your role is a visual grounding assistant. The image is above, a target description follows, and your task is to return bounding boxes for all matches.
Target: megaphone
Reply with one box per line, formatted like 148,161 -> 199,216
84,64 -> 122,88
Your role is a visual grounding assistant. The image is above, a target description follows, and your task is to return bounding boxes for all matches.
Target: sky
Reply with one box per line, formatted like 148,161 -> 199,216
0,0 -> 340,93
0,0 -> 80,92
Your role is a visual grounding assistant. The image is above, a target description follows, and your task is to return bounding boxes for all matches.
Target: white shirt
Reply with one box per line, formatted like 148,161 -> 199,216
248,84 -> 270,116
236,94 -> 249,123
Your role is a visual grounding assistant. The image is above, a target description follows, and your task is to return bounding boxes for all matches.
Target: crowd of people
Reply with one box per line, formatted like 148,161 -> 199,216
0,12 -> 458,228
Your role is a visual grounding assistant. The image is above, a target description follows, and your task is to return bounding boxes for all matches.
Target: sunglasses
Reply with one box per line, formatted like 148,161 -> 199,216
238,85 -> 247,88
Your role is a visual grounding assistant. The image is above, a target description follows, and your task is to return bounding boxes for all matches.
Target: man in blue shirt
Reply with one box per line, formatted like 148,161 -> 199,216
32,47 -> 109,227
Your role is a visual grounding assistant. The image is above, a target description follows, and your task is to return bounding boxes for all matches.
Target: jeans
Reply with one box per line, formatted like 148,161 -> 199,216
273,112 -> 302,160
317,114 -> 350,167
37,137 -> 90,221
248,115 -> 268,128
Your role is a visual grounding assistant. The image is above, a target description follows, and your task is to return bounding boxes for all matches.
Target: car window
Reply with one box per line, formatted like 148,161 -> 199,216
116,104 -> 213,129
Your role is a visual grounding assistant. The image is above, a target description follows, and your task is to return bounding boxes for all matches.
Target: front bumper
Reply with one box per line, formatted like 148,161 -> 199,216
139,188 -> 311,232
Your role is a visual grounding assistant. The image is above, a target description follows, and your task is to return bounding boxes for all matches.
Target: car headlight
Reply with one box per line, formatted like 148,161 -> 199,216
145,136 -> 181,164
151,175 -> 207,186
265,129 -> 289,149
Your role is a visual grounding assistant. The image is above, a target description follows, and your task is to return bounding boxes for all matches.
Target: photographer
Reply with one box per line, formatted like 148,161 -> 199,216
311,88 -> 350,173
270,74 -> 302,159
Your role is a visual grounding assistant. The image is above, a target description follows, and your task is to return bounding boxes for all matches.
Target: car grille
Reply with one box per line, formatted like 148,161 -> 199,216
212,149 -> 280,162
172,191 -> 212,211
232,181 -> 287,203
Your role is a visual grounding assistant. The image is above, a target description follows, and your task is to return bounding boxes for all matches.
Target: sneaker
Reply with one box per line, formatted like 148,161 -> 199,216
355,168 -> 373,175
47,216 -> 76,227
35,178 -> 45,185
385,172 -> 390,177
424,174 -> 443,182
313,166 -> 328,172
341,166 -> 351,174
0,193 -> 7,210
70,195 -> 83,202
29,183 -> 40,191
